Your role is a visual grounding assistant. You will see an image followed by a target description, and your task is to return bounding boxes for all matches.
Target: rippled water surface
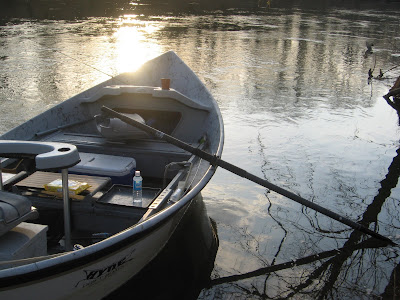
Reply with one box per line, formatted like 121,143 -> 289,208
1,2 -> 400,299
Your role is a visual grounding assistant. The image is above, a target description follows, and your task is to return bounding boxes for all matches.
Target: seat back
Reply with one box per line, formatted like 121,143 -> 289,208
0,191 -> 38,236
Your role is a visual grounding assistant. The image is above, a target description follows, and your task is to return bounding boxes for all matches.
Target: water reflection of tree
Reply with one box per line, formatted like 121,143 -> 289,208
306,143 -> 399,298
206,145 -> 400,299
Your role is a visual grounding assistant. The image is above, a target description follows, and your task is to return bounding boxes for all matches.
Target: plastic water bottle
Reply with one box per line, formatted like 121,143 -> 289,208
133,170 -> 143,204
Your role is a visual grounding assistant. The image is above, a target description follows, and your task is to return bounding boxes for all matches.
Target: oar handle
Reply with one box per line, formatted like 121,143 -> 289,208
101,106 -> 397,246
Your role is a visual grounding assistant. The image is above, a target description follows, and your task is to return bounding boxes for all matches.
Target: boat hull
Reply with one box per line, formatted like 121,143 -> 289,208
0,194 -> 193,299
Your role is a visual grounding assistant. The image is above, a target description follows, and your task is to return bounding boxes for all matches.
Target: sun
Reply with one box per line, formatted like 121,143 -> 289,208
113,15 -> 162,73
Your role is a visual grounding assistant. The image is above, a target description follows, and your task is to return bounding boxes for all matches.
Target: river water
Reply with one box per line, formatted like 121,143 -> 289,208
1,1 -> 400,299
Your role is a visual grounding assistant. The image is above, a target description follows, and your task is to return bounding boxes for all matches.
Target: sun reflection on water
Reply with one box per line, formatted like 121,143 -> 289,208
113,15 -> 162,72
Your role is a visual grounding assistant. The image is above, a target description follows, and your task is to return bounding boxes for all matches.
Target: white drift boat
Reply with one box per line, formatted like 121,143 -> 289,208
0,51 -> 223,299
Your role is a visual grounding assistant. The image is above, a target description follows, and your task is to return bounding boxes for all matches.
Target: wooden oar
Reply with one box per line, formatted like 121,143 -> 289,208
101,106 -> 397,246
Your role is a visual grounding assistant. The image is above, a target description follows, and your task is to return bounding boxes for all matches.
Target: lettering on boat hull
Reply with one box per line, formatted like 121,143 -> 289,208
75,249 -> 136,288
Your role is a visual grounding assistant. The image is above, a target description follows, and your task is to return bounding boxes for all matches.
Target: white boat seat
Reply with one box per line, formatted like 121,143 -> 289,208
0,191 -> 38,237
0,140 -> 80,170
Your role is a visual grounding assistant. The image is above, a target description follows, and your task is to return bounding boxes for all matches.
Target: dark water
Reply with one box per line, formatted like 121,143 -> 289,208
105,195 -> 219,300
1,1 -> 400,299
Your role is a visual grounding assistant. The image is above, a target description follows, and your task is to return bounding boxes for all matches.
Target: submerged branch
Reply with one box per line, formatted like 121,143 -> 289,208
207,239 -> 387,288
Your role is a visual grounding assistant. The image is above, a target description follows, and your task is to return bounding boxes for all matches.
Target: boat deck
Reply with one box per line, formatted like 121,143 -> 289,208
16,171 -> 110,200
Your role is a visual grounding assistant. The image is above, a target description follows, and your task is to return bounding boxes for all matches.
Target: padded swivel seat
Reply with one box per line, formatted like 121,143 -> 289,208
0,191 -> 38,237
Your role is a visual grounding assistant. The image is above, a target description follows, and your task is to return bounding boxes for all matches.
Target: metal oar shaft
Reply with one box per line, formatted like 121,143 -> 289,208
101,106 -> 396,246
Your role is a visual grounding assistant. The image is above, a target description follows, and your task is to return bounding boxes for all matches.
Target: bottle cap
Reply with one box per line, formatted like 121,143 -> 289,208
135,170 -> 140,176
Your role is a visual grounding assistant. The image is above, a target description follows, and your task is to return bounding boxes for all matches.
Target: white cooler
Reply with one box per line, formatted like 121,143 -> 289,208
70,153 -> 136,185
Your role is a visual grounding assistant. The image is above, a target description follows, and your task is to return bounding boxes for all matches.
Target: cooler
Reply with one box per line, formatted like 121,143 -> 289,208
70,153 -> 136,185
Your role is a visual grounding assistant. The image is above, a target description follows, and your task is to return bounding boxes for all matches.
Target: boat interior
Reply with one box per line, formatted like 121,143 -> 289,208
0,85 -> 212,267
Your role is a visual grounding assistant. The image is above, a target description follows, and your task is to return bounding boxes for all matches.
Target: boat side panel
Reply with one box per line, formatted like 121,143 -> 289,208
0,197 -> 192,299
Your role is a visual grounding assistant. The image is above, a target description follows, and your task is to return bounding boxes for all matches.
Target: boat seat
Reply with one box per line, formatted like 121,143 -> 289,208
0,140 -> 80,170
0,191 -> 38,237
